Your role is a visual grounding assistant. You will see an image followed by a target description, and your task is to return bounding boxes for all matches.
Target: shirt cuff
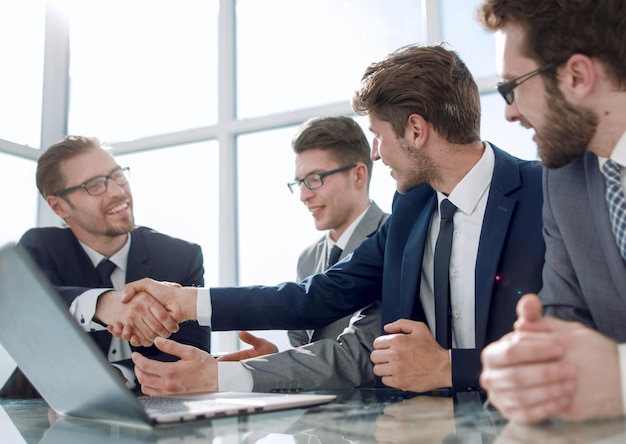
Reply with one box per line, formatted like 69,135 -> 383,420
197,288 -> 212,326
111,363 -> 137,389
618,343 -> 626,415
69,289 -> 110,332
217,362 -> 253,392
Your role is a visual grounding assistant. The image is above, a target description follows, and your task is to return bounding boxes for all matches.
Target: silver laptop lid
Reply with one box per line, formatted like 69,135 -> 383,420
0,243 -> 151,426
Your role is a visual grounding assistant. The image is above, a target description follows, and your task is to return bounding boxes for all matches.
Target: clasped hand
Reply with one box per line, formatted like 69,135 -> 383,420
104,278 -> 189,346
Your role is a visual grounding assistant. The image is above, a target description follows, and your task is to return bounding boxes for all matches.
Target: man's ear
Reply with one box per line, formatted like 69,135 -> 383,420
406,114 -> 429,148
353,162 -> 369,189
562,54 -> 597,100
46,195 -> 70,219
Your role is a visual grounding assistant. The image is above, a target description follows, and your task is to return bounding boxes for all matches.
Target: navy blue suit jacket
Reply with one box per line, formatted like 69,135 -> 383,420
210,145 -> 545,393
18,226 -> 211,365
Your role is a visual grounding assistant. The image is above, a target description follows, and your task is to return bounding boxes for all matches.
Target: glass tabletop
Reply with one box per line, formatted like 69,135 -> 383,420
2,389 -> 626,443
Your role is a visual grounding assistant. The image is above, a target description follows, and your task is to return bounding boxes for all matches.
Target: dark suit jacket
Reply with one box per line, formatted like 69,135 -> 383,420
540,152 -> 626,340
18,226 -> 211,365
210,145 -> 545,393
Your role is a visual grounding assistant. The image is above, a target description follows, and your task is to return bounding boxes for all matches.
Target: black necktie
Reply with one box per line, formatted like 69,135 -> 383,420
96,259 -> 116,288
434,199 -> 457,349
327,245 -> 343,268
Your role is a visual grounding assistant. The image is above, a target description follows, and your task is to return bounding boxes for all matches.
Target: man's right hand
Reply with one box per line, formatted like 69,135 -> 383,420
217,331 -> 279,361
480,293 -> 624,424
107,278 -> 199,344
95,290 -> 179,347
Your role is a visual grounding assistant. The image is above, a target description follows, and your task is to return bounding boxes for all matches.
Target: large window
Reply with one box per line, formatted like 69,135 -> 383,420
0,0 -> 537,354
0,1 -> 45,147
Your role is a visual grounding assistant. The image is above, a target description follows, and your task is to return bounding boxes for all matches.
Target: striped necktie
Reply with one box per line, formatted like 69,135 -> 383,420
602,159 -> 626,261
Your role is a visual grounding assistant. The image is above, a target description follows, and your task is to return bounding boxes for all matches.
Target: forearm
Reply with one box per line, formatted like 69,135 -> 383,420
246,336 -> 376,392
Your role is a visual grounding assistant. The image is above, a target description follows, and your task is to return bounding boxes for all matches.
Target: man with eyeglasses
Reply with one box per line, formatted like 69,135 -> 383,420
5,135 -> 210,396
114,44 -> 545,398
211,115 -> 389,392
476,0 -> 626,424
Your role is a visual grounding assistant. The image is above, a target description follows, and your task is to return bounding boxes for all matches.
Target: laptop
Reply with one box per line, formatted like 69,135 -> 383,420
0,243 -> 335,427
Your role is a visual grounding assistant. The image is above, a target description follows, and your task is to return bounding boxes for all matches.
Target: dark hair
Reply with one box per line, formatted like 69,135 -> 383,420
291,116 -> 373,186
37,135 -> 107,197
351,43 -> 481,144
478,0 -> 626,89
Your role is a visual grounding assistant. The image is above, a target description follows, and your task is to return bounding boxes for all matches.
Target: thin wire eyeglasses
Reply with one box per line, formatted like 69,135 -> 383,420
497,62 -> 557,105
53,166 -> 131,197
287,164 -> 356,194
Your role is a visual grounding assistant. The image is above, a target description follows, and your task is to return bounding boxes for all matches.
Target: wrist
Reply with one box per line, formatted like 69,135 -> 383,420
181,287 -> 199,321
93,290 -> 117,325
441,349 -> 452,388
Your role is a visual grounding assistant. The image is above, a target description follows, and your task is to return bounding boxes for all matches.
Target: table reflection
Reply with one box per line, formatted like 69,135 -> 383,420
2,389 -> 626,443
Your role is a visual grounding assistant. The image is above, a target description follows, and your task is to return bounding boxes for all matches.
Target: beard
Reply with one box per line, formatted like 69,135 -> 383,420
536,83 -> 598,169
396,139 -> 441,194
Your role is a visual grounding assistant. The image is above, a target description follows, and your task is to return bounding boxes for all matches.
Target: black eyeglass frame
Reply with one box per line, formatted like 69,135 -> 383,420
53,166 -> 131,197
287,164 -> 357,194
496,62 -> 558,105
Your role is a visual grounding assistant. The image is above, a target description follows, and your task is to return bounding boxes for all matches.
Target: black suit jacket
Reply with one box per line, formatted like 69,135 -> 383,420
18,226 -> 211,365
210,145 -> 545,393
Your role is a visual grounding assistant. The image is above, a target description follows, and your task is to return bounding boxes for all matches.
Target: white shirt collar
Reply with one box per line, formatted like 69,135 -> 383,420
79,233 -> 131,273
437,142 -> 494,216
326,203 -> 371,250
598,129 -> 626,169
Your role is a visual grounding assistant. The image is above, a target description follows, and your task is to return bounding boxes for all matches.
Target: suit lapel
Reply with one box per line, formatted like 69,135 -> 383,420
474,148 -> 520,350
125,229 -> 150,282
399,196 -> 436,320
585,153 -> 626,293
343,202 -> 387,259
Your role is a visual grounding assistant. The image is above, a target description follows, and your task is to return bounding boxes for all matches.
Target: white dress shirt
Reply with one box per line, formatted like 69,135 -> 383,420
419,142 -> 494,349
69,235 -> 135,387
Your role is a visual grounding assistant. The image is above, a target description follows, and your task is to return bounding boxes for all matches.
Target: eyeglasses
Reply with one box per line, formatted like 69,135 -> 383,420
287,164 -> 356,194
497,62 -> 557,105
53,166 -> 131,197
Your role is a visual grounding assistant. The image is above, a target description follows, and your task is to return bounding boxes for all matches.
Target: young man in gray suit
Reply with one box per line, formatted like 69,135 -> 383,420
203,116 -> 389,392
477,0 -> 626,424
288,116 -> 388,348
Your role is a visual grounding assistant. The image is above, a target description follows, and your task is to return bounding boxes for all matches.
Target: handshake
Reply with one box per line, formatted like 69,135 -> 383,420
96,278 -> 199,347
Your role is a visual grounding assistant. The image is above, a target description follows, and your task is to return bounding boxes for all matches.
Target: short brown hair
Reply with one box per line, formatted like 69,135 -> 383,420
37,135 -> 106,197
351,43 -> 481,144
478,0 -> 626,89
291,116 -> 373,186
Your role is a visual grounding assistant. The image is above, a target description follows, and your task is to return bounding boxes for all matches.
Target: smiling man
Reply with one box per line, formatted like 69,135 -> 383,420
115,44 -> 545,398
12,135 -> 210,395
476,0 -> 626,424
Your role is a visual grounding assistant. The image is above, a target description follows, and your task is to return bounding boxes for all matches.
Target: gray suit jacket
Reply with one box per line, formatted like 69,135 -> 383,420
244,202 -> 389,392
540,152 -> 626,340
289,202 -> 389,345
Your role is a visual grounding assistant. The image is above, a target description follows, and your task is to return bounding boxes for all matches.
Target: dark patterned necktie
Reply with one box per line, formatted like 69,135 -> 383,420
96,259 -> 116,288
602,159 -> 626,261
326,244 -> 343,268
327,245 -> 343,268
433,199 -> 457,349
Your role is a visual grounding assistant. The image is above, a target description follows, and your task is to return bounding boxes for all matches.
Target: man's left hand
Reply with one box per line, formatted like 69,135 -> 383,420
371,319 -> 451,392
